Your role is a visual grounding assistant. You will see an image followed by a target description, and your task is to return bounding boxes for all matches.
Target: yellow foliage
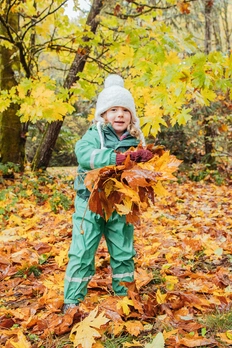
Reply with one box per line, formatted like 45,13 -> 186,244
14,76 -> 75,123
141,105 -> 167,137
0,96 -> 11,112
116,46 -> 134,67
200,89 -> 217,106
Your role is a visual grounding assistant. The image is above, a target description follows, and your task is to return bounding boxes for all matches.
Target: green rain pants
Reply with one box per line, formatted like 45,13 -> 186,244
64,195 -> 135,304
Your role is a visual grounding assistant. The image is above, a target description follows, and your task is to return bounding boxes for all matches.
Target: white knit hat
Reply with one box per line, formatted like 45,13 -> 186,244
95,74 -> 140,129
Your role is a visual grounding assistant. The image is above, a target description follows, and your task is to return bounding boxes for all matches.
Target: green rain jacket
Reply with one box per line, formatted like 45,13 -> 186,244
74,122 -> 140,200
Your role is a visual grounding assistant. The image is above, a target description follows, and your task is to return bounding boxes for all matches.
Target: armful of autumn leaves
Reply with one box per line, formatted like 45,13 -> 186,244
84,144 -> 182,225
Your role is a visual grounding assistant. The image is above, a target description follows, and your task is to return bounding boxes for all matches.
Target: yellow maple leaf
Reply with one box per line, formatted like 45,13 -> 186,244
200,88 -> 216,106
21,0 -> 37,16
110,178 -> 140,202
115,195 -> 133,215
108,321 -> 125,336
70,306 -> 109,348
55,246 -> 69,267
104,179 -> 115,198
117,46 -> 134,67
8,214 -> 22,226
116,296 -> 134,315
156,289 -> 167,304
152,151 -> 182,180
43,274 -> 64,292
141,105 -> 167,137
164,275 -> 179,290
8,331 -> 31,348
153,181 -> 168,197
36,17 -> 54,37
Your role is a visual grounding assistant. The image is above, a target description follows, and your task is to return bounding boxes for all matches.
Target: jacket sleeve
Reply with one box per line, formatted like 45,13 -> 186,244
75,127 -> 117,170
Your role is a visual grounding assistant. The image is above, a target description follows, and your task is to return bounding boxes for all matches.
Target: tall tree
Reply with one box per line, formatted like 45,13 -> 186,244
0,6 -> 24,169
0,0 -> 71,170
32,0 -> 103,170
220,0 -> 231,53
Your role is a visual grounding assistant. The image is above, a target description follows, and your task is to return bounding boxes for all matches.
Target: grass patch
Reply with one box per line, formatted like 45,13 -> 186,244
200,307 -> 232,333
103,333 -> 134,348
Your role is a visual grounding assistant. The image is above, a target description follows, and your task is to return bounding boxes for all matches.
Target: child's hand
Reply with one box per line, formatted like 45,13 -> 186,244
116,149 -> 153,165
130,149 -> 153,162
116,153 -> 127,165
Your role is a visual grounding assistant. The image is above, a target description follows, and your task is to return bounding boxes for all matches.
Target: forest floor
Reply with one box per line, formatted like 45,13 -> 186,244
0,167 -> 232,348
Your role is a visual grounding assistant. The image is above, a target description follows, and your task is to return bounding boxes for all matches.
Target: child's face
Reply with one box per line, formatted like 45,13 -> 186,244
103,106 -> 131,136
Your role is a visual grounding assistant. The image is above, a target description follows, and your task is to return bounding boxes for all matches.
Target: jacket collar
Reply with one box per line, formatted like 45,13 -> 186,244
104,123 -> 130,139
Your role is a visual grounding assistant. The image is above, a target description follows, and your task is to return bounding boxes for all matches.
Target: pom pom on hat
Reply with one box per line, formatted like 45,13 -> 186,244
104,74 -> 124,88
95,74 -> 139,128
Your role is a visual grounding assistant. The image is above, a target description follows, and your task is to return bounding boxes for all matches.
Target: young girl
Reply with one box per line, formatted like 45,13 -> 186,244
63,74 -> 153,312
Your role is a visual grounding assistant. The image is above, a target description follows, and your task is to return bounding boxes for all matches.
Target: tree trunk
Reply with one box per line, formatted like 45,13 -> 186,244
203,0 -> 216,168
204,0 -> 212,54
0,11 -> 25,170
222,0 -> 231,54
32,0 -> 103,170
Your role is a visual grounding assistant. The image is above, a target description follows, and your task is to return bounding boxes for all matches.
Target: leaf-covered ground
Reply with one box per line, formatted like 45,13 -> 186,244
0,168 -> 232,348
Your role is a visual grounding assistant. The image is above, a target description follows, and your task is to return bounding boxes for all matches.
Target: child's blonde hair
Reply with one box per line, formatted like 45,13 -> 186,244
127,122 -> 141,139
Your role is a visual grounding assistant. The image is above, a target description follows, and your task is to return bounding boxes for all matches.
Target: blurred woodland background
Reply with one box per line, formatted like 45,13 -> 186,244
0,0 -> 231,183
